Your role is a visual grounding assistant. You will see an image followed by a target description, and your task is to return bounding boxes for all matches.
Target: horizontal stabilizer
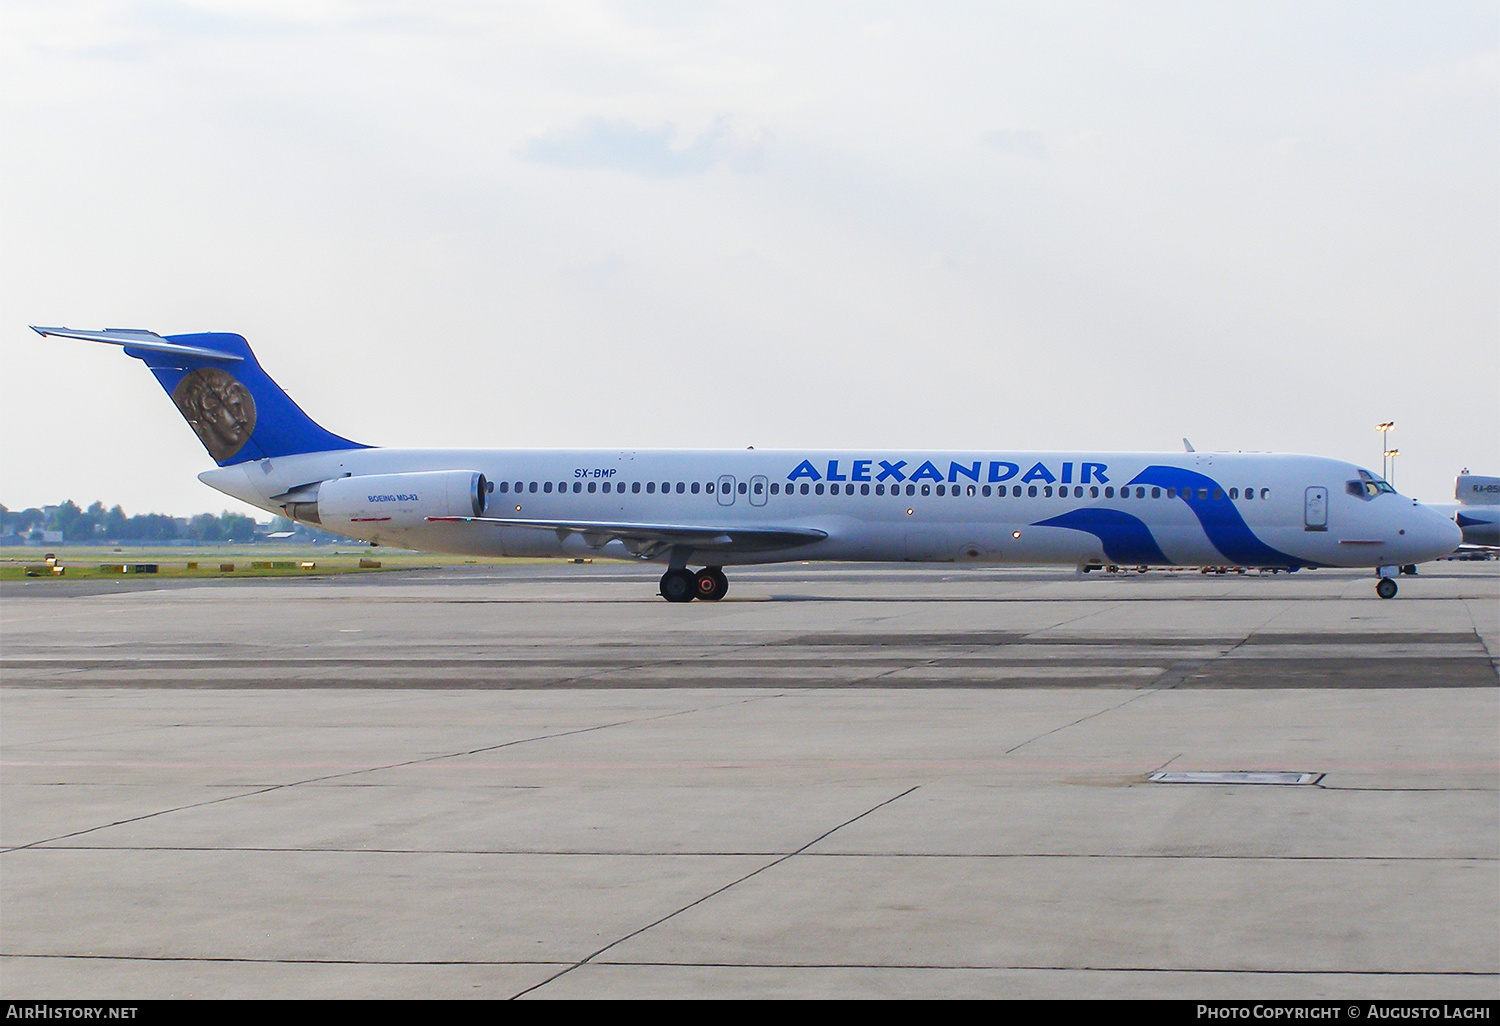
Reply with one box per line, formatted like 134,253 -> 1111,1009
31,326 -> 243,361
427,515 -> 827,554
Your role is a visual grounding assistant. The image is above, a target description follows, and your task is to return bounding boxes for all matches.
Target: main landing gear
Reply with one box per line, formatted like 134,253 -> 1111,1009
659,566 -> 729,603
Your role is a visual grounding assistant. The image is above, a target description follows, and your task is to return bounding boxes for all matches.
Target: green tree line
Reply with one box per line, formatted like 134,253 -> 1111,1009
1,501 -> 261,543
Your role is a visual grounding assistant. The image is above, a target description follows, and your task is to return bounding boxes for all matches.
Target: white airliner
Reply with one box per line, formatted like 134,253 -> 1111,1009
33,326 -> 1461,601
1426,472 -> 1500,549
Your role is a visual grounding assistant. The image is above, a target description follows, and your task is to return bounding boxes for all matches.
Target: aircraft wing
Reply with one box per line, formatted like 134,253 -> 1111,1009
425,515 -> 827,555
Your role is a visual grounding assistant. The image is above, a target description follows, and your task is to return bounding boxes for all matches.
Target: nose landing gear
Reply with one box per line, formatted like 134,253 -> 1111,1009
1376,577 -> 1398,600
659,566 -> 729,602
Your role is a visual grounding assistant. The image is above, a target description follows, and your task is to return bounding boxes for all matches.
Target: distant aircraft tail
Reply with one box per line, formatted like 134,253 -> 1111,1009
31,327 -> 368,466
1455,473 -> 1500,505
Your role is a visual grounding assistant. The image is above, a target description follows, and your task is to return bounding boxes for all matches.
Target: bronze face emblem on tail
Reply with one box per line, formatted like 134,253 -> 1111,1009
172,367 -> 256,461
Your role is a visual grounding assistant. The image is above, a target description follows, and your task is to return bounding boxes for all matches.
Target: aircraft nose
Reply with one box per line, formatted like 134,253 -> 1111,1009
1438,514 -> 1463,554
1415,505 -> 1463,560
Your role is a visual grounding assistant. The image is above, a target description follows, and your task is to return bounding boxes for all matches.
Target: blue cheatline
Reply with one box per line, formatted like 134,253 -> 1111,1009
124,332 -> 368,467
1127,465 -> 1314,569
1031,507 -> 1171,565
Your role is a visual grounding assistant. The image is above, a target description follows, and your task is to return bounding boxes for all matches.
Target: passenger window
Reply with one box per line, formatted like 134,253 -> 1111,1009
1260,488 -> 1269,499
587,482 -> 596,493
1212,488 -> 1223,500
632,482 -> 641,493
514,481 -> 523,493
1151,487 -> 1160,498
1136,487 -> 1145,498
967,485 -> 976,497
646,482 -> 656,494
982,485 -> 991,497
498,481 -> 509,493
813,483 -> 823,495
544,481 -> 553,493
1245,488 -> 1253,500
770,483 -> 779,494
1229,488 -> 1238,499
1043,486 -> 1052,497
1028,485 -> 1037,497
800,483 -> 810,495
906,484 -> 916,496
921,485 -> 931,496
936,485 -> 946,496
1090,486 -> 1099,498
529,482 -> 538,493
876,484 -> 885,496
860,483 -> 870,495
1105,486 -> 1114,498
1197,488 -> 1208,500
706,482 -> 715,493
751,482 -> 760,494
1012,485 -> 1022,497
691,482 -> 700,494
675,482 -> 685,494
739,482 -> 748,494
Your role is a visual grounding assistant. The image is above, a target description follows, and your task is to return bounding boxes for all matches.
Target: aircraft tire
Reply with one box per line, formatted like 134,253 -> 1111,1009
695,567 -> 729,601
660,569 -> 697,603
1376,577 -> 1398,600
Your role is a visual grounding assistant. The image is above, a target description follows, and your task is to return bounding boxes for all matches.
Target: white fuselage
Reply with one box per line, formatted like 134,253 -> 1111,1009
201,448 -> 1462,570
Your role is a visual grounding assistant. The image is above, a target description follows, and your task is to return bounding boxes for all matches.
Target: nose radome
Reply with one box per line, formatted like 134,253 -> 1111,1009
1415,504 -> 1463,558
1438,515 -> 1463,554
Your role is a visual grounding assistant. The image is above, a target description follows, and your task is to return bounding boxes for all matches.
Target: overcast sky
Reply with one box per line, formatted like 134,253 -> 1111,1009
3,1 -> 1496,516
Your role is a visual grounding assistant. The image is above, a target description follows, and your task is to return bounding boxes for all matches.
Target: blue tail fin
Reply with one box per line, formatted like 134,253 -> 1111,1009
32,327 -> 368,466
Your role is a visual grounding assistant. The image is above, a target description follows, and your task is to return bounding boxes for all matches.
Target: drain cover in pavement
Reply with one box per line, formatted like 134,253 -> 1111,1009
1148,770 -> 1323,785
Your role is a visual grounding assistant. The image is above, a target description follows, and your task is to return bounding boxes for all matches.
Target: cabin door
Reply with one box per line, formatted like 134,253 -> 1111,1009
749,475 -> 768,507
1304,486 -> 1328,531
717,475 -> 736,506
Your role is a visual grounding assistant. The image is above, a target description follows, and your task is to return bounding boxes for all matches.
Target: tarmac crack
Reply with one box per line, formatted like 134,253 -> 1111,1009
1143,601 -> 1292,690
17,845 -> 1495,861
0,702 -> 741,855
510,784 -> 923,999
1003,690 -> 1159,755
5,953 -> 1493,979
1459,599 -> 1500,680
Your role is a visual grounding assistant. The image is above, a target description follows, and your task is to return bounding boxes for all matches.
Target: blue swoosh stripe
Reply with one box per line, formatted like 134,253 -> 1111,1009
1031,508 -> 1171,565
1127,465 -> 1313,569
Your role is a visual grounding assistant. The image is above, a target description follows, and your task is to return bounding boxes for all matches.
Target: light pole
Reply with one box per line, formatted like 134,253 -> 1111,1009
1384,448 -> 1399,487
1376,422 -> 1394,480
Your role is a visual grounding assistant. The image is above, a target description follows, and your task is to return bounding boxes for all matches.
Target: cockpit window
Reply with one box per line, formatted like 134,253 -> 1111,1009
1346,469 -> 1396,500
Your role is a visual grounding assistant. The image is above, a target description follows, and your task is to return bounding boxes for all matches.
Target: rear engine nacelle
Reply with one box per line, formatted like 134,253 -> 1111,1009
287,470 -> 487,529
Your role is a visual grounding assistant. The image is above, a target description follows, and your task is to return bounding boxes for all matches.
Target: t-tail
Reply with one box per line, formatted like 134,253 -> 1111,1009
31,327 -> 368,466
